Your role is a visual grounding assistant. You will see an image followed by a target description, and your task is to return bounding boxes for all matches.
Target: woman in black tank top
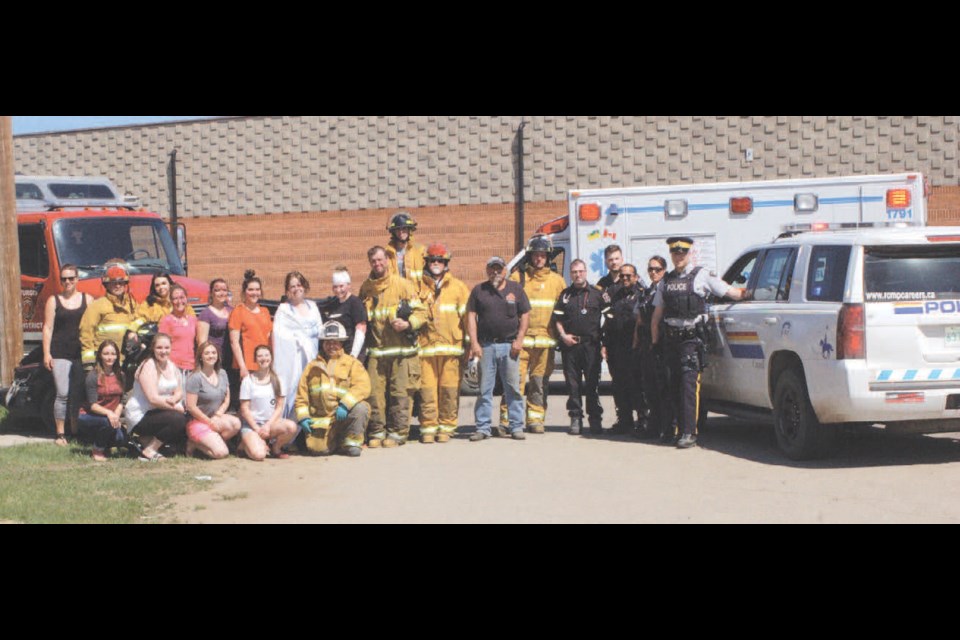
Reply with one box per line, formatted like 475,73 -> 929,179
42,264 -> 95,445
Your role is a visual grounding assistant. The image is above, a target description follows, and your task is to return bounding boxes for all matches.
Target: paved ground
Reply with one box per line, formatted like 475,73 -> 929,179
167,395 -> 960,524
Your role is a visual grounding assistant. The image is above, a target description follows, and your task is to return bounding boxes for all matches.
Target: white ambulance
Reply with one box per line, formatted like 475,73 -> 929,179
527,173 -> 929,283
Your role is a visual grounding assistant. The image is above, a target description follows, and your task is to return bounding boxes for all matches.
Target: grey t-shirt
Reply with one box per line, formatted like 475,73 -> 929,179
185,369 -> 229,417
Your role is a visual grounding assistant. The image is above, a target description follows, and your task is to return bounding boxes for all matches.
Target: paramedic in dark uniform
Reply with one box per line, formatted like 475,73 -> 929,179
553,259 -> 605,435
601,262 -> 645,435
650,237 -> 749,449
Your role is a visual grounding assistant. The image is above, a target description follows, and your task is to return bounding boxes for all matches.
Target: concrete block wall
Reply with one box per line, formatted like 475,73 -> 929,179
14,116 -> 960,218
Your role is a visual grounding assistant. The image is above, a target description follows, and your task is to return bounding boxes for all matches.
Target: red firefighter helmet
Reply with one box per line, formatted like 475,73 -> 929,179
425,242 -> 452,262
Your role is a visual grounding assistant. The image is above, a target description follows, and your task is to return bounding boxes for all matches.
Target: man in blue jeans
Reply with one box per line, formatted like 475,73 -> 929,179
466,256 -> 531,441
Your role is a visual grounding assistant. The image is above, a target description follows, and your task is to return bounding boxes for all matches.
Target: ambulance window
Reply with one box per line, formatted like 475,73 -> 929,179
752,248 -> 796,302
16,183 -> 43,200
18,224 -> 49,278
807,245 -> 851,302
723,250 -> 759,287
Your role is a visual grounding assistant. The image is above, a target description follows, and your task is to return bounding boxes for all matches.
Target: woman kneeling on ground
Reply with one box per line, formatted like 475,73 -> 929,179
184,342 -> 241,459
238,345 -> 298,461
124,333 -> 188,461
76,340 -> 128,461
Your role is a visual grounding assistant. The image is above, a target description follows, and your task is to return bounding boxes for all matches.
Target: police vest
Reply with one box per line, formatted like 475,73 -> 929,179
663,267 -> 705,320
605,284 -> 640,337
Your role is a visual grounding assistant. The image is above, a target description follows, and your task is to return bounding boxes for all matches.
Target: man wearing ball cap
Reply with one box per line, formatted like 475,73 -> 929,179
650,237 -> 749,449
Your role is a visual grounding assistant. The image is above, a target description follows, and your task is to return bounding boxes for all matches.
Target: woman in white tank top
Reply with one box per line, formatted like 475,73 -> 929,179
124,333 -> 189,461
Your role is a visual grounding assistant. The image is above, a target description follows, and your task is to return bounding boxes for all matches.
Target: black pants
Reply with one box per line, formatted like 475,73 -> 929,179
607,342 -> 643,426
663,339 -> 703,437
132,409 -> 188,445
561,341 -> 602,423
638,344 -> 667,435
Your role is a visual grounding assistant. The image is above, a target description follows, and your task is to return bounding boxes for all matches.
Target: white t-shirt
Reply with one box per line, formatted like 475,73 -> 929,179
239,375 -> 286,424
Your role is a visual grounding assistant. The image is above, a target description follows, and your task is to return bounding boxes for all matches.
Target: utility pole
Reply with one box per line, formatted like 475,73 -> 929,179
0,116 -> 23,386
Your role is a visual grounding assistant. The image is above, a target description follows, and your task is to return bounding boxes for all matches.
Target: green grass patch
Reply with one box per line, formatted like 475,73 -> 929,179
0,406 -> 9,426
0,442 -> 227,524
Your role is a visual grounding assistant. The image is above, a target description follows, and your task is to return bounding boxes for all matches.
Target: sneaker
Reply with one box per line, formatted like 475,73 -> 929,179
343,446 -> 362,457
420,434 -> 435,444
568,417 -> 582,435
676,434 -> 698,449
436,433 -> 451,443
493,425 -> 509,438
367,438 -> 383,449
469,432 -> 490,442
511,430 -> 526,440
382,438 -> 401,448
527,424 -> 545,434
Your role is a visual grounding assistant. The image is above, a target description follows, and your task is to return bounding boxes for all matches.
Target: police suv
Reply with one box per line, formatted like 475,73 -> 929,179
700,223 -> 960,460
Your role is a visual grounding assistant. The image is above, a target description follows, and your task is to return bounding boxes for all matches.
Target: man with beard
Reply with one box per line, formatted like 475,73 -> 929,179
467,256 -> 530,442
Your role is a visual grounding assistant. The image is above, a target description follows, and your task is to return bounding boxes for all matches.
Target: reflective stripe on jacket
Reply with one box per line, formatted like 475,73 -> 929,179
295,353 -> 371,422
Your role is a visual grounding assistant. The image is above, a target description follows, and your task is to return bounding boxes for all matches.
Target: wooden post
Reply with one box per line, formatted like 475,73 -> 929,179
0,116 -> 23,387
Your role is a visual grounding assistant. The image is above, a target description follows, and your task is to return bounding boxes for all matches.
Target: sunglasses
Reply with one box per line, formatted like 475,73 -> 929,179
60,276 -> 77,282
647,267 -> 664,273
426,258 -> 447,263
669,247 -> 690,255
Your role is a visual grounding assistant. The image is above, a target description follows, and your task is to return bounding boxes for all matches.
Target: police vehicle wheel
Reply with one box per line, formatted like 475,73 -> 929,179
773,368 -> 834,460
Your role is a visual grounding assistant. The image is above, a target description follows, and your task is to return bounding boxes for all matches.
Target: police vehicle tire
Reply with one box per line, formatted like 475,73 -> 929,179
772,368 -> 835,460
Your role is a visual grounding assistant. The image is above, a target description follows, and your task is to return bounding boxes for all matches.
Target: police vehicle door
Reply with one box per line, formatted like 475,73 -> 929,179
703,249 -> 760,406
734,247 -> 798,408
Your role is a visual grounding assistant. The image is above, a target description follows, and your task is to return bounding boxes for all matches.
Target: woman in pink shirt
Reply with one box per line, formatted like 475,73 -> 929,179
159,285 -> 198,381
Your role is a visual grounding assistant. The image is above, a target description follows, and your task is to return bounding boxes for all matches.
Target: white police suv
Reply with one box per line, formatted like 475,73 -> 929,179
700,224 -> 960,459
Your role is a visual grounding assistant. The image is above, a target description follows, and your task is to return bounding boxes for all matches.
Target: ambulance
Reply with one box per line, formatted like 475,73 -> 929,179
524,173 -> 929,283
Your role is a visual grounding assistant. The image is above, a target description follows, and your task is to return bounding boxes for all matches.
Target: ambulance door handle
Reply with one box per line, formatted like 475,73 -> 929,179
763,317 -> 779,325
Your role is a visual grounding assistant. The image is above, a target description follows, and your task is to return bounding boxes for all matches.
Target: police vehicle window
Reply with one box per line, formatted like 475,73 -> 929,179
18,224 -> 49,278
807,245 -> 851,302
864,245 -> 960,300
16,183 -> 43,200
722,251 -> 759,287
752,248 -> 795,302
48,183 -> 116,199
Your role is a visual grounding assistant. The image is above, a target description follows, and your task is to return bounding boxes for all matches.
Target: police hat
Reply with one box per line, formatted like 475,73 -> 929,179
666,237 -> 694,251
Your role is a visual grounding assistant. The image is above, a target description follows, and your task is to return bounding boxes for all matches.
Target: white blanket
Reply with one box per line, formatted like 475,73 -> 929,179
272,300 -> 322,419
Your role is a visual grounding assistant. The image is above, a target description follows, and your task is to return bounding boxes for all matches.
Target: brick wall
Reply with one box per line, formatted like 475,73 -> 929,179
930,185 -> 960,225
184,201 -> 565,298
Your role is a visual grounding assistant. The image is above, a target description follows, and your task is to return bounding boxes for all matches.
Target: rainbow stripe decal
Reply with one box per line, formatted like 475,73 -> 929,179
893,302 -> 925,315
726,331 -> 764,359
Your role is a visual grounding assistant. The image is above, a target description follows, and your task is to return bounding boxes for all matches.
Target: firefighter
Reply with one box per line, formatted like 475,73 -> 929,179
553,259 -> 604,435
418,242 -> 470,444
79,263 -> 140,368
384,210 -> 427,285
650,237 -> 749,448
499,234 -> 567,434
601,262 -> 646,435
295,321 -> 371,457
359,245 -> 429,447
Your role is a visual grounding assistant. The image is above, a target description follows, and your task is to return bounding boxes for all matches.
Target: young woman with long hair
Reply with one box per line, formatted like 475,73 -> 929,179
185,342 -> 241,459
238,345 -> 298,461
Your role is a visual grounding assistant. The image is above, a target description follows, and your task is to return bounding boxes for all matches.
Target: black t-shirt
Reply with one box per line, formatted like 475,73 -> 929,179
553,284 -> 604,340
467,280 -> 531,343
321,295 -> 368,345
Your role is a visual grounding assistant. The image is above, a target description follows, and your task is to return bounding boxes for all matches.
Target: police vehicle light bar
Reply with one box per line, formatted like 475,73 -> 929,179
579,203 -> 601,222
730,197 -> 753,214
886,189 -> 911,208
794,194 -> 818,212
664,199 -> 687,218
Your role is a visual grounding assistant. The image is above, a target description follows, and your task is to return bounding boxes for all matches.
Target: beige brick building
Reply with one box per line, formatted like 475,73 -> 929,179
14,116 -> 960,293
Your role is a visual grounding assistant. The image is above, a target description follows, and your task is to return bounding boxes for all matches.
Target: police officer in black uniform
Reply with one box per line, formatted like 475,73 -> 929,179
633,256 -> 668,440
650,237 -> 749,448
553,259 -> 605,435
601,262 -> 645,435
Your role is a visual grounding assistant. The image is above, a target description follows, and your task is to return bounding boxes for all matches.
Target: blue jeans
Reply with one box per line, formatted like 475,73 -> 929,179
77,412 -> 128,451
474,342 -> 524,435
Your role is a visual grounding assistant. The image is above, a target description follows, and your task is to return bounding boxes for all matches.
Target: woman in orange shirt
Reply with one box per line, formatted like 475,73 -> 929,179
228,269 -> 273,382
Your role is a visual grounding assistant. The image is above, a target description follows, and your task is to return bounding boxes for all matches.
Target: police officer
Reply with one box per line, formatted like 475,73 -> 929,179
601,262 -> 645,435
553,259 -> 604,435
650,237 -> 749,448
633,256 -> 668,439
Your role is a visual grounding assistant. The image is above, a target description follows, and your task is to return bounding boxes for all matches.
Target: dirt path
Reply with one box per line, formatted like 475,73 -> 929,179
172,397 -> 960,524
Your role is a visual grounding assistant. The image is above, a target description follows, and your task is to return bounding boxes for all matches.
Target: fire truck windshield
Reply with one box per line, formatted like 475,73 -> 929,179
53,217 -> 185,278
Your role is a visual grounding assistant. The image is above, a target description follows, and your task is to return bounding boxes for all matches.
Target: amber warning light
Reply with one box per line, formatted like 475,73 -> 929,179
730,197 -> 753,214
579,203 -> 601,222
886,189 -> 911,208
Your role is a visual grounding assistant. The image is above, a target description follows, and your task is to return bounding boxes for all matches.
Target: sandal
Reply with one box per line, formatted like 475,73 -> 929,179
54,434 -> 68,447
137,452 -> 165,462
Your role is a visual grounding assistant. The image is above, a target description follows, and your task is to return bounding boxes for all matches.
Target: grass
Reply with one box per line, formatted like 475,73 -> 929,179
0,441 -> 224,524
